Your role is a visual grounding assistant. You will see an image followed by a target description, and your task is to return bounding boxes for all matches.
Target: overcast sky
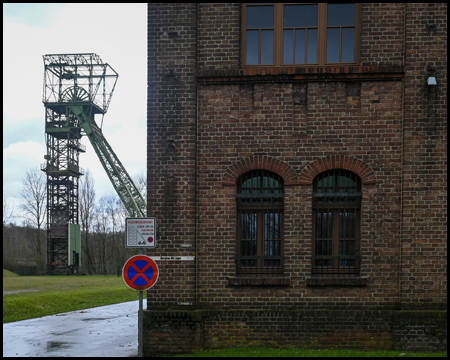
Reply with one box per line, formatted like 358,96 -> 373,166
3,3 -> 147,223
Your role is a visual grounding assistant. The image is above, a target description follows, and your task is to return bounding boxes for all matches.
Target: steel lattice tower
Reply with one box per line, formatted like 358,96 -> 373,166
42,53 -> 146,274
41,53 -> 118,273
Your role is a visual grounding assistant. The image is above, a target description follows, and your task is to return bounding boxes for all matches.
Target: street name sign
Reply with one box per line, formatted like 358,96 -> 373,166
122,255 -> 159,291
125,217 -> 156,248
150,256 -> 195,261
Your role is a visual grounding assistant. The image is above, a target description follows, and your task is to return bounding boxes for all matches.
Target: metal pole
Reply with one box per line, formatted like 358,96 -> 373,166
139,289 -> 143,357
138,248 -> 143,357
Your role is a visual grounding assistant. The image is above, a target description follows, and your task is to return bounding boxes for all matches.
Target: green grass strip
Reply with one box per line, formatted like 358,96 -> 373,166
3,275 -> 144,323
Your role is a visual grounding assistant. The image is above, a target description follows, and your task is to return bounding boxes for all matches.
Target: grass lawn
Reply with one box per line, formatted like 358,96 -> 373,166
174,347 -> 447,357
3,273 -> 145,323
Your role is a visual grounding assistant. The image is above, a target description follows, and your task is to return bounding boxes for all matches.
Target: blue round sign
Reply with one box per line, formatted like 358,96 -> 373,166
123,255 -> 159,290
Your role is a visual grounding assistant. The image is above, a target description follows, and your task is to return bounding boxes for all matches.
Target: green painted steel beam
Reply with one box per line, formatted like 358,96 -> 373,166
71,107 -> 146,218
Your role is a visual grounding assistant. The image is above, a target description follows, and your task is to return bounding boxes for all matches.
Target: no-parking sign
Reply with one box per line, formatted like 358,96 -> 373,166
122,255 -> 159,291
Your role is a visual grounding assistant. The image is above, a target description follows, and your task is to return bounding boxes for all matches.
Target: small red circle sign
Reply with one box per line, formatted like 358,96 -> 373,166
122,255 -> 159,291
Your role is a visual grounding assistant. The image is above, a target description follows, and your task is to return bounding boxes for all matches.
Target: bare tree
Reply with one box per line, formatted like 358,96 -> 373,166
19,167 -> 46,269
79,169 -> 96,274
94,195 -> 114,274
133,171 -> 147,202
3,196 -> 15,225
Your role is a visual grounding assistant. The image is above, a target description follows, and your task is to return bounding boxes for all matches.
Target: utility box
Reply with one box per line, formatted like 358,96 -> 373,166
68,223 -> 81,267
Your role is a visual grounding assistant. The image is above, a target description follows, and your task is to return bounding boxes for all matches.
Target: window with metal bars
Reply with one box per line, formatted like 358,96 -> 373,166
312,170 -> 361,276
236,171 -> 284,276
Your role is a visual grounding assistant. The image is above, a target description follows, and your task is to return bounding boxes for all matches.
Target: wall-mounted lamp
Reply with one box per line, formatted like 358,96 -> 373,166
427,76 -> 437,86
426,64 -> 437,86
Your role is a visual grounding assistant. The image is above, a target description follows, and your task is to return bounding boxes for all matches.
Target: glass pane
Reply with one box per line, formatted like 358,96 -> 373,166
247,5 -> 274,28
260,30 -> 274,64
246,30 -> 259,65
315,239 -> 332,267
327,4 -> 355,26
339,212 -> 356,239
264,240 -> 280,266
339,240 -> 355,267
265,240 -> 280,256
265,213 -> 281,240
283,29 -> 293,64
284,4 -> 317,28
241,240 -> 257,255
306,29 -> 317,63
241,213 -> 257,240
241,240 -> 257,267
241,213 -> 257,267
341,28 -> 355,62
327,28 -> 340,63
317,174 -> 335,193
316,212 -> 333,239
241,175 -> 260,191
294,29 -> 305,63
337,174 -> 356,191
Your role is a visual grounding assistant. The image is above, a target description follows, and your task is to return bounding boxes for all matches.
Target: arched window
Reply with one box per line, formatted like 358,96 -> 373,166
312,169 -> 361,276
236,171 -> 284,276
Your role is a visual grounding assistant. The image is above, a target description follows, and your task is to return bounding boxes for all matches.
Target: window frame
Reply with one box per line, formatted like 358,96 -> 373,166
236,170 -> 284,276
311,169 -> 362,276
242,3 -> 361,68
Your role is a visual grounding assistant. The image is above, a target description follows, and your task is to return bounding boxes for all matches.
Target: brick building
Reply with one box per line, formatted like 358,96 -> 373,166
145,3 -> 447,355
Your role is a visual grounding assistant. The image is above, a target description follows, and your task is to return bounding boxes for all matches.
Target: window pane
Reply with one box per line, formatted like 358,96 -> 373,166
327,4 -> 355,26
307,29 -> 317,63
341,28 -> 355,62
283,29 -> 293,64
284,4 -> 318,27
246,30 -> 259,65
241,213 -> 257,267
327,28 -> 340,63
241,240 -> 257,267
294,29 -> 305,63
316,212 -> 333,239
260,30 -> 274,64
315,239 -> 332,267
265,213 -> 281,240
247,5 -> 274,28
241,213 -> 257,239
262,176 -> 281,192
339,240 -> 355,267
339,212 -> 356,239
242,174 -> 260,192
264,240 -> 280,266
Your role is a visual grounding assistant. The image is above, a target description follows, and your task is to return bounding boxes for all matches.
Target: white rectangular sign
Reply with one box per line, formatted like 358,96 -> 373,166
150,256 -> 195,261
125,217 -> 156,248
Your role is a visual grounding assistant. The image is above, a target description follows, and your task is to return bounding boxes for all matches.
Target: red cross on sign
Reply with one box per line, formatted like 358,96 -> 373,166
122,255 -> 159,291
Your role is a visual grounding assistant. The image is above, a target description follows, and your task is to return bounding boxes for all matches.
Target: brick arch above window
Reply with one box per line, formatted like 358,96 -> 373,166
222,156 -> 298,186
299,155 -> 376,185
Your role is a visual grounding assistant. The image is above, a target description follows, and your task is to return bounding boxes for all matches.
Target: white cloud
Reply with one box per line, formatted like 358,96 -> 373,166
3,141 -> 46,197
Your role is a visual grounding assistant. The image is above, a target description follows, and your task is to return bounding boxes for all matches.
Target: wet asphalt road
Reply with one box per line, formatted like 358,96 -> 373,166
3,300 -> 146,357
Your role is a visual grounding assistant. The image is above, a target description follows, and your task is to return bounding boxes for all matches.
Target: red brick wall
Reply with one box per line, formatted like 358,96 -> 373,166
401,3 -> 447,308
147,3 -> 447,311
147,3 -> 198,308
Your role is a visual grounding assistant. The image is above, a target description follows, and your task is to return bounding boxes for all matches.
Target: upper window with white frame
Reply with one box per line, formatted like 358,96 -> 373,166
242,3 -> 360,67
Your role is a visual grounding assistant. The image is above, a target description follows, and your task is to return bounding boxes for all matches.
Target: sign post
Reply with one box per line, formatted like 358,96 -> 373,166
123,254 -> 159,357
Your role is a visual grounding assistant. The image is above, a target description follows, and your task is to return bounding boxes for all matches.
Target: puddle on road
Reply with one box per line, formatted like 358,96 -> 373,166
51,328 -> 82,336
82,316 -> 121,322
46,341 -> 72,351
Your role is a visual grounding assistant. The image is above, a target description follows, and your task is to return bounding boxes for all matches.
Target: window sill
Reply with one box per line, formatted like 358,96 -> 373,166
229,276 -> 290,286
197,65 -> 404,85
306,276 -> 368,286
